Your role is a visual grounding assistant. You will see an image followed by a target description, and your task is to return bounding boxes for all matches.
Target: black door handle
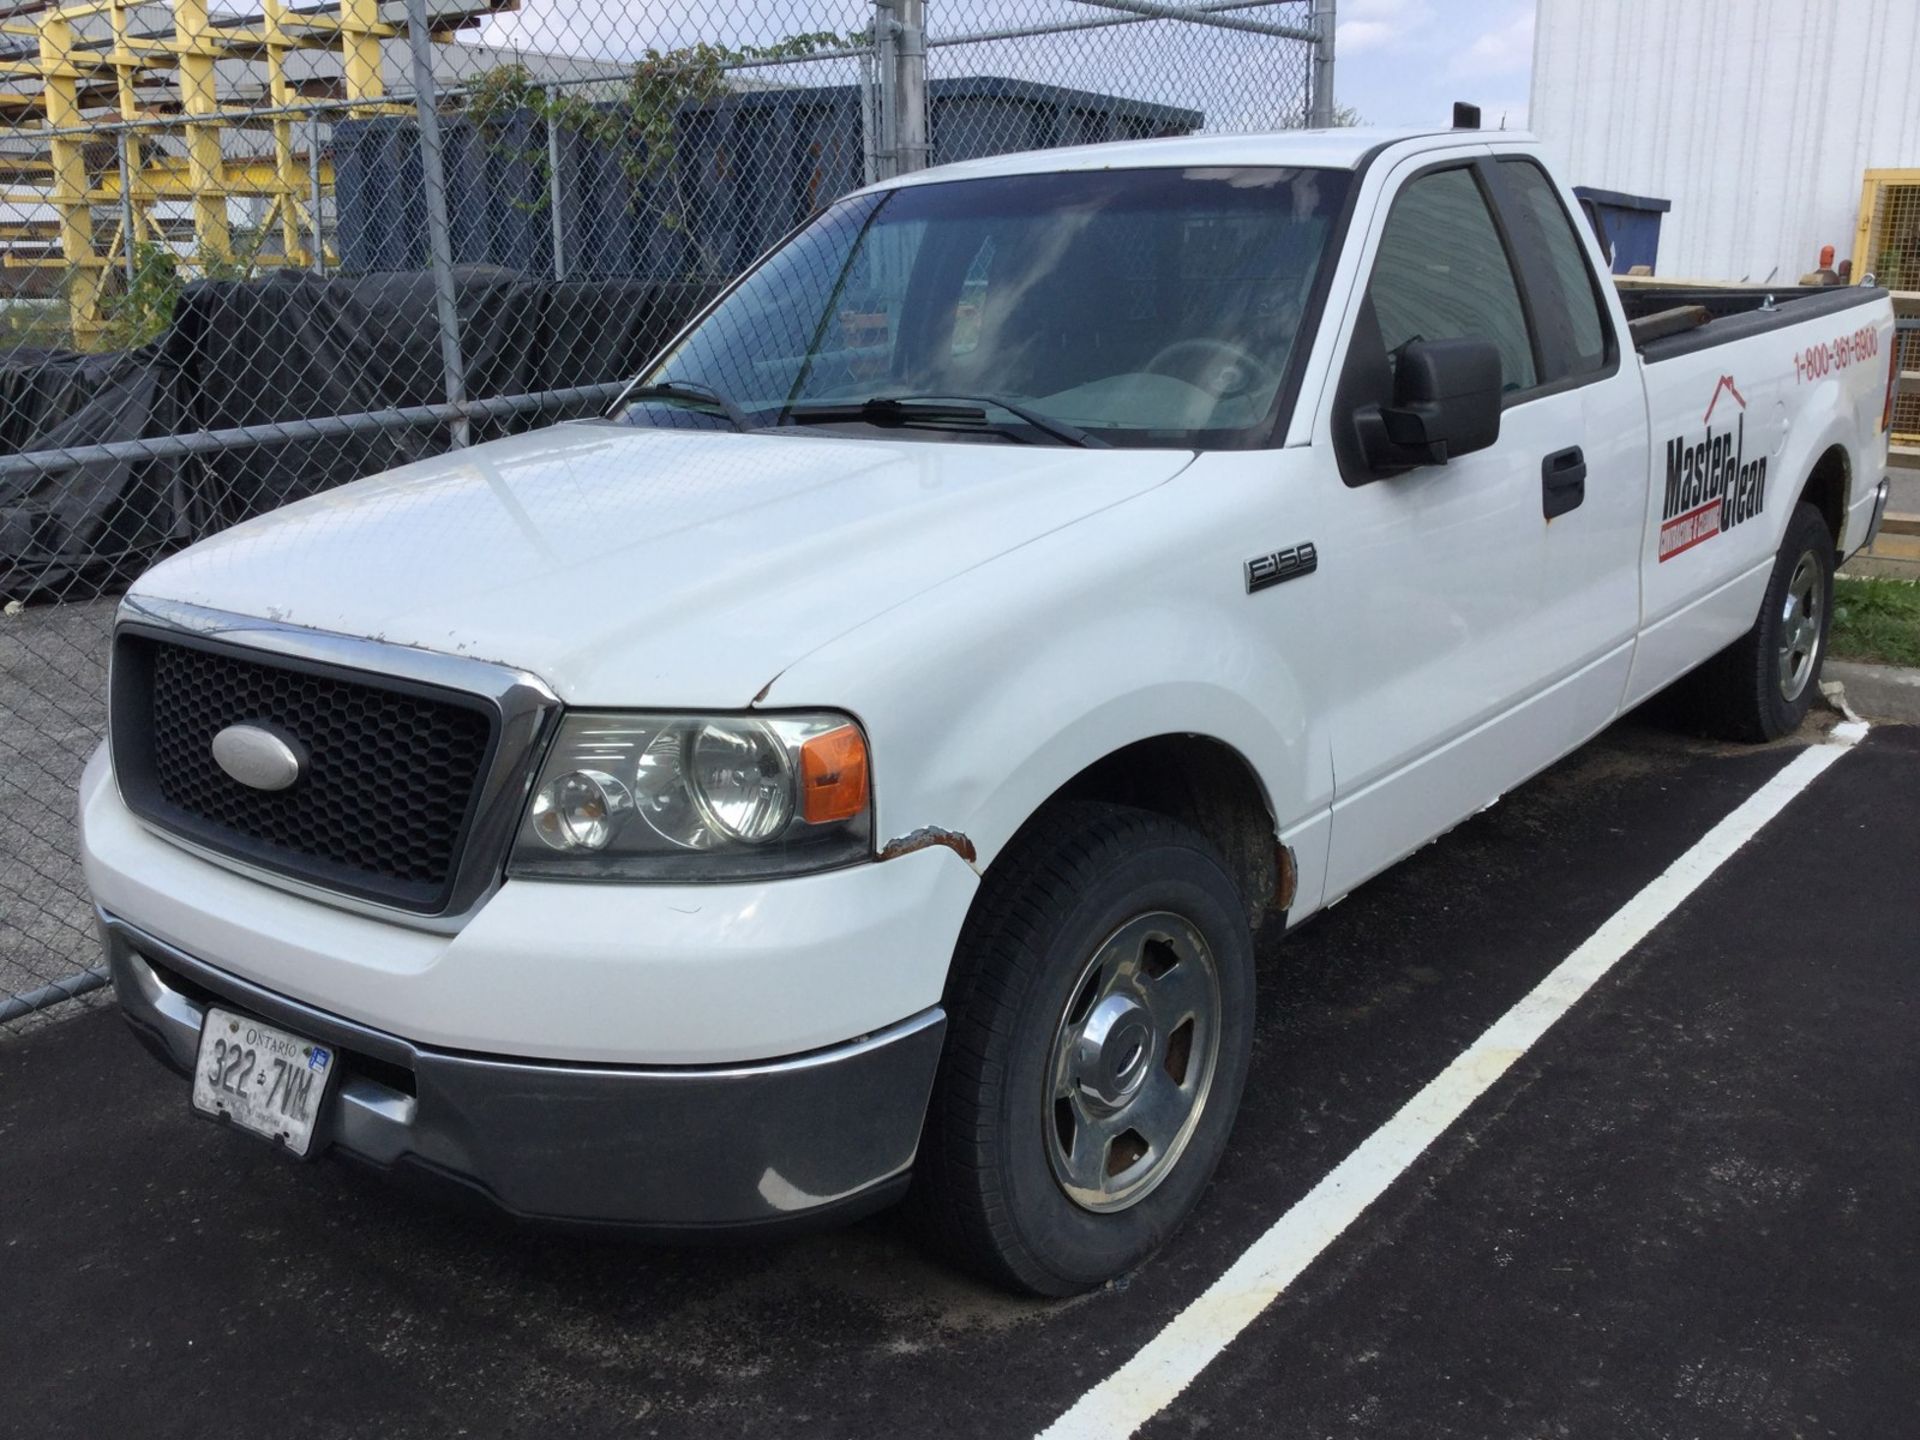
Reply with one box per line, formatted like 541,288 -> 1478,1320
1543,446 -> 1586,519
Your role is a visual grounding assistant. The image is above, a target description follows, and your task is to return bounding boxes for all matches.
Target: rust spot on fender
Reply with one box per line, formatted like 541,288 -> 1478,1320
878,826 -> 978,865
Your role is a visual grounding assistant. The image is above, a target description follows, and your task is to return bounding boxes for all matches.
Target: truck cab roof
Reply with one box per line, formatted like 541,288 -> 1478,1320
872,126 -> 1542,193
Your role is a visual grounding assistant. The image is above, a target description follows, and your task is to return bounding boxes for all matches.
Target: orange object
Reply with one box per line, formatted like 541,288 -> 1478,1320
799,725 -> 870,824
1819,244 -> 1836,268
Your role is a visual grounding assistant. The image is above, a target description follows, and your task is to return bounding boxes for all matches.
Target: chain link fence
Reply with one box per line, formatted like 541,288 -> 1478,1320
0,0 -> 1332,1031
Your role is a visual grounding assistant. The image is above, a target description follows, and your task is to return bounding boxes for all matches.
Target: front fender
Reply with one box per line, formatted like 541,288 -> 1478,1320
763,455 -> 1336,916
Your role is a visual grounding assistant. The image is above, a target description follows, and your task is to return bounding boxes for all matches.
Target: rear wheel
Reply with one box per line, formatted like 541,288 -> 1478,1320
1686,501 -> 1835,742
912,802 -> 1255,1296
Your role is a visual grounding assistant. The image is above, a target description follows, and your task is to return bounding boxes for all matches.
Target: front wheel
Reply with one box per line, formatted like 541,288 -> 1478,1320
1687,501 -> 1835,742
911,802 -> 1255,1296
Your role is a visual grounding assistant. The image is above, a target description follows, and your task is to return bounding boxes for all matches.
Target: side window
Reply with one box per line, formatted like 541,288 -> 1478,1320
1368,167 -> 1537,393
1499,159 -> 1611,377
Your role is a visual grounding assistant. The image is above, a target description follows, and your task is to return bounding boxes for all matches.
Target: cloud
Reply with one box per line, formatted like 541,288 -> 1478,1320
1332,0 -> 1539,130
1336,20 -> 1397,54
1449,9 -> 1536,78
1341,0 -> 1431,20
1335,2 -> 1525,70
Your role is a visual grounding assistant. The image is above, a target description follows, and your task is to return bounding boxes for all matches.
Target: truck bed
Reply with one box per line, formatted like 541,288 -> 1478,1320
1618,283 -> 1889,363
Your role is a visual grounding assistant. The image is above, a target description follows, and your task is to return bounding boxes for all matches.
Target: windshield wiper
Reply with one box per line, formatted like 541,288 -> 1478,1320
782,393 -> 1108,448
622,379 -> 753,432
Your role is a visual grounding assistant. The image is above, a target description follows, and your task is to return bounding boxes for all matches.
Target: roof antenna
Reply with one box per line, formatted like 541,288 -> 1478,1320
1452,101 -> 1481,130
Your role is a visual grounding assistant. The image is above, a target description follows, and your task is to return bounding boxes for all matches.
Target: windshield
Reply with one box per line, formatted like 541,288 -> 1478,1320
618,165 -> 1350,449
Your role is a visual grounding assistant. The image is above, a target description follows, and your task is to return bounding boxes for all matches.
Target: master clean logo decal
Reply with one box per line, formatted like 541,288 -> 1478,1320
1658,375 -> 1768,563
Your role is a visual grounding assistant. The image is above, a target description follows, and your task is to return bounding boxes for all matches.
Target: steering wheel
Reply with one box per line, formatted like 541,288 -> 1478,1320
1141,338 -> 1273,401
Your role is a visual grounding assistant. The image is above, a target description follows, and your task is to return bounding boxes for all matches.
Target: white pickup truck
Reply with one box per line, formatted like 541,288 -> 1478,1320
81,127 -> 1896,1295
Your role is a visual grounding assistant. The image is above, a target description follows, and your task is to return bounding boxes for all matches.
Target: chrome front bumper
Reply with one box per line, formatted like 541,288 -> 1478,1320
103,910 -> 945,1233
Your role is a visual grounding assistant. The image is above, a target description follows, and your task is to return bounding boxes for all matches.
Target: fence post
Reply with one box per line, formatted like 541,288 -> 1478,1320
403,0 -> 469,448
1309,0 -> 1336,127
892,0 -> 929,174
860,30 -> 882,184
309,110 -> 326,275
115,130 -> 138,288
870,0 -> 899,181
546,87 -> 567,281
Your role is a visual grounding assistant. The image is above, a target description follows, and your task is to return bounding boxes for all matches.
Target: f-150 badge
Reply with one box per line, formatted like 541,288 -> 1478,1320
1658,375 -> 1768,562
1245,542 -> 1318,593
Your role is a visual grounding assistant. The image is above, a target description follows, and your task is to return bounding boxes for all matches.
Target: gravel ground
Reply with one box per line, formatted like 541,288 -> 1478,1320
0,596 -> 118,1027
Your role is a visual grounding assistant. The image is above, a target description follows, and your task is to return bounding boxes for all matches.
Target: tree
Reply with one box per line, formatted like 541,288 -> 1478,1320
468,33 -> 863,278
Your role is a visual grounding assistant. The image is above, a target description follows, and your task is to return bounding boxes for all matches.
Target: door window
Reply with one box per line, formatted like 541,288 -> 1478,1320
1498,158 -> 1611,377
1367,167 -> 1537,393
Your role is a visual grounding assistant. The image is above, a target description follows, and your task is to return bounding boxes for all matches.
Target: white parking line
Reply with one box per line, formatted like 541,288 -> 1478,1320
1039,721 -> 1870,1440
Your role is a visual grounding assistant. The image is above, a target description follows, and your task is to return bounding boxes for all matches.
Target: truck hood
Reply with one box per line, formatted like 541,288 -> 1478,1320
133,422 -> 1193,704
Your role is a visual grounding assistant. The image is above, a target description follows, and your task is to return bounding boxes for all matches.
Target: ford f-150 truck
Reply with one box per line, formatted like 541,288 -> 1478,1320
81,127 -> 1897,1296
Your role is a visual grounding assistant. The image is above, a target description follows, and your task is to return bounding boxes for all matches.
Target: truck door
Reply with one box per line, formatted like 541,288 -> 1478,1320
1314,150 -> 1645,900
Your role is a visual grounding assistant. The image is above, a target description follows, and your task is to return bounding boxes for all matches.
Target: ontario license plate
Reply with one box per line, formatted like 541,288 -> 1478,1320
191,1007 -> 336,1157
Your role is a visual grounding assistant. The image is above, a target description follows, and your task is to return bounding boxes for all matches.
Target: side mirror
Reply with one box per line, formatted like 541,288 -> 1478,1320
1354,337 -> 1503,474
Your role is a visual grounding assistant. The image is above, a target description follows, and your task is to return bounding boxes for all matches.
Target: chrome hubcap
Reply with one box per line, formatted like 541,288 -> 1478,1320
1778,552 -> 1824,703
1045,912 -> 1221,1213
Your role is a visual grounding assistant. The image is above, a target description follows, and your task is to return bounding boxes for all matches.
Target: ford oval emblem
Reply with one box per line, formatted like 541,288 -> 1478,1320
211,723 -> 306,792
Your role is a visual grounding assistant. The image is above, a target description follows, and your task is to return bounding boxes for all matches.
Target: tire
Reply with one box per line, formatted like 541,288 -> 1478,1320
912,801 -> 1256,1296
1685,500 -> 1835,743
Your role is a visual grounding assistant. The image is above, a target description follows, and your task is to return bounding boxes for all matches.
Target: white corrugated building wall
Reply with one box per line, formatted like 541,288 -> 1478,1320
1530,0 -> 1920,282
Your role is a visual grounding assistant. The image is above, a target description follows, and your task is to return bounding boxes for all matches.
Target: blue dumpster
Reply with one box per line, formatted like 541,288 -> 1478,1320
1572,186 -> 1671,275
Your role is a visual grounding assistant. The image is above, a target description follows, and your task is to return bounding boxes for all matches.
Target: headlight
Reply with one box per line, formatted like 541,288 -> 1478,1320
509,711 -> 871,882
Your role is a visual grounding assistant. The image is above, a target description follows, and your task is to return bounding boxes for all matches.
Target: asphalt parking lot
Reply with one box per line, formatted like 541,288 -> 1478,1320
5,714 -> 1916,1439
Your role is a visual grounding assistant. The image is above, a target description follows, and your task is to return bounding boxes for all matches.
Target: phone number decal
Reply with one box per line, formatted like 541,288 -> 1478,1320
1794,324 -> 1879,382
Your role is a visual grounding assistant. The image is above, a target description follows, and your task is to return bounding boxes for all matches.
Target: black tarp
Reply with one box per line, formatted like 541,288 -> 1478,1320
0,345 -> 189,597
0,269 -> 711,598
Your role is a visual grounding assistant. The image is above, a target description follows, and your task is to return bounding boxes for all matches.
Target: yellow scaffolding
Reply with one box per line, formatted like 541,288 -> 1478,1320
1852,169 -> 1920,447
1851,168 -> 1920,293
0,1 -> 514,344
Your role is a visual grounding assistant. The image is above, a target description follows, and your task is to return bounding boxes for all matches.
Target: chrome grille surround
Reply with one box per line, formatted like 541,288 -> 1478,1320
109,595 -> 560,933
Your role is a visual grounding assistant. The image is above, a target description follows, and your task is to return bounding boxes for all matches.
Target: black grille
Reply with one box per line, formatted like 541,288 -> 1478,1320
111,630 -> 500,913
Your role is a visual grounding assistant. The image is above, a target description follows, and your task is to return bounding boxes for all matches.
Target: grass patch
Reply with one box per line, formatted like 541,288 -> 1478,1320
1831,576 -> 1920,668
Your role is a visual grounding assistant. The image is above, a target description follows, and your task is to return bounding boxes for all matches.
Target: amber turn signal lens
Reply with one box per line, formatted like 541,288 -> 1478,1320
799,724 -> 869,825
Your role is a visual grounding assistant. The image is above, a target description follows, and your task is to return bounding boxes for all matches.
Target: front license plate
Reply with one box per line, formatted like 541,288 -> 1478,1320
191,1007 -> 336,1157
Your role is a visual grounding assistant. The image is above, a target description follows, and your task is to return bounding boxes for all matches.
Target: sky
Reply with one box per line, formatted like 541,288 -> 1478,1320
1334,0 -> 1536,131
471,0 -> 1541,136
